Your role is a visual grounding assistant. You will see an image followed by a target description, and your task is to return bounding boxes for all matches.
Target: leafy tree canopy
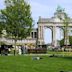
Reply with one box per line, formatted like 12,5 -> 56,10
1,0 -> 33,39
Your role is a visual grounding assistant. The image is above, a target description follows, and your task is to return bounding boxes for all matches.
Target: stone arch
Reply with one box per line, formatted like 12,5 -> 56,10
56,26 -> 64,40
43,26 -> 53,44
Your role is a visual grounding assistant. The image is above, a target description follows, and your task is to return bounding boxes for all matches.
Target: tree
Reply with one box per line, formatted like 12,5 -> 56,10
0,22 -> 3,37
0,12 -> 6,37
1,0 -> 33,55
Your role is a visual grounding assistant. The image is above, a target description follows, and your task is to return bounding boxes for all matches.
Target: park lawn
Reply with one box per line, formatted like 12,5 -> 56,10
0,55 -> 72,72
48,51 -> 72,56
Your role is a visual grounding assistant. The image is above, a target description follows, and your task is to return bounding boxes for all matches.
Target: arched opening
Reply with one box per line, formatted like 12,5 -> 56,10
68,27 -> 72,44
56,27 -> 64,46
56,27 -> 63,40
43,27 -> 52,44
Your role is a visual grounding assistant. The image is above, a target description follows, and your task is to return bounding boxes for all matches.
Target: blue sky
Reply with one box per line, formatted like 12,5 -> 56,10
30,0 -> 72,21
0,0 -> 72,44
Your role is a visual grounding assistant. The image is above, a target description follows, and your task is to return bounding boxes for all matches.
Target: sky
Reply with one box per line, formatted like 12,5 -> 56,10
0,0 -> 72,44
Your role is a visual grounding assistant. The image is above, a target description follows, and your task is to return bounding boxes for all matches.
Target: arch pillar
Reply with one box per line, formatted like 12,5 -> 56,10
60,27 -> 70,45
38,25 -> 44,45
52,26 -> 57,47
64,27 -> 70,45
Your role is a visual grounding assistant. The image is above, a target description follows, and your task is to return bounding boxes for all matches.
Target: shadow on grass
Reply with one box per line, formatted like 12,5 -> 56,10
62,56 -> 72,60
49,54 -> 72,60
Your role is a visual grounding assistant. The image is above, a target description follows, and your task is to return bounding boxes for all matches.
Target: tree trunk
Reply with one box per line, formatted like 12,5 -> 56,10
14,37 -> 17,56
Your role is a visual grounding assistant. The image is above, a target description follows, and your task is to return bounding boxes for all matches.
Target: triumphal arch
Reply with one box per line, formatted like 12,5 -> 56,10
37,11 -> 72,47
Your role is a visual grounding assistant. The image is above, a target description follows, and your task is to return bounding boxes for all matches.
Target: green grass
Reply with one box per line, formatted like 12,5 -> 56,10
48,51 -> 72,56
0,55 -> 72,72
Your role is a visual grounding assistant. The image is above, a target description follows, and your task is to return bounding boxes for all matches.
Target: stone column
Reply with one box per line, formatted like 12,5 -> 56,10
30,32 -> 32,38
41,26 -> 44,44
38,26 -> 41,39
33,32 -> 35,39
38,26 -> 44,45
41,26 -> 44,39
52,26 -> 57,47
64,27 -> 70,45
